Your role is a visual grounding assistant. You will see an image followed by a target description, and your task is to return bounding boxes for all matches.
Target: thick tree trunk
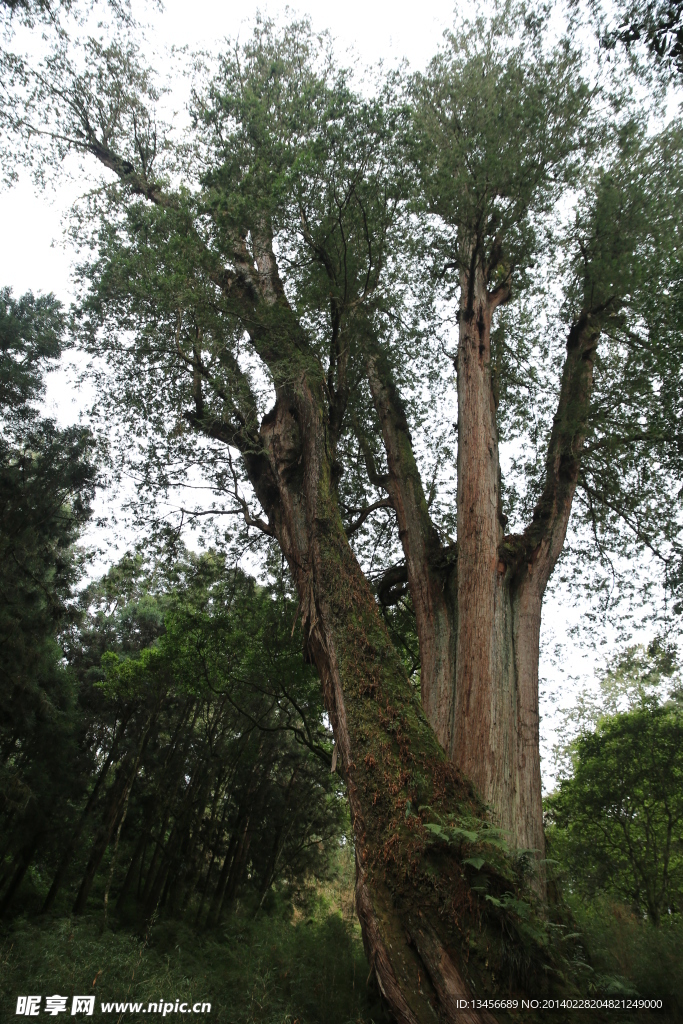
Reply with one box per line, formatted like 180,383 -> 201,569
182,220 -> 579,1018
452,272 -> 599,867
367,255 -> 545,864
502,310 -> 600,857
251,382 -> 500,1024
362,228 -> 600,885
453,260 -> 506,806
449,258 -> 551,873
218,233 -> 603,1023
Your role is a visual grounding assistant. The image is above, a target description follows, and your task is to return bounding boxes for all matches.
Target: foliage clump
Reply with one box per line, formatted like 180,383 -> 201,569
0,849 -> 383,1024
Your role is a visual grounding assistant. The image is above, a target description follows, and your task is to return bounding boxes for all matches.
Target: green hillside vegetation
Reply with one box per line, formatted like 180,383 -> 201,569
545,645 -> 683,1017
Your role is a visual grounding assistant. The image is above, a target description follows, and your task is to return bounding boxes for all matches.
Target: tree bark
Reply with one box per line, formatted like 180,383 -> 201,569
449,257 -> 601,870
452,257 -> 520,852
242,365 -> 499,1023
501,309 -> 601,858
366,349 -> 457,752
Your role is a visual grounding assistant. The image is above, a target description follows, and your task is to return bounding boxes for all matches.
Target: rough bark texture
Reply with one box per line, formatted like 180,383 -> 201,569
441,255 -> 548,866
367,350 -> 457,751
503,311 -> 601,856
259,394 -> 499,1024
208,235 -> 514,1022
450,262 -> 600,865
453,259 -> 508,829
365,247 -> 601,883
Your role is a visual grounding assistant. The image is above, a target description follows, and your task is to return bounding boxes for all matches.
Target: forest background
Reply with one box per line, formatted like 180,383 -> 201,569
1,0 -> 683,1021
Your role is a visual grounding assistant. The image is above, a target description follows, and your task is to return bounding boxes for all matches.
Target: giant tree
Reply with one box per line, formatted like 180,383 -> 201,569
7,6 -> 683,1021
386,15 -> 683,864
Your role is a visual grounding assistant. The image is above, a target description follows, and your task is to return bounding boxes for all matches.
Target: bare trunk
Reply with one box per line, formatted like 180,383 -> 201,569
73,718 -> 152,915
366,351 -> 457,752
364,295 -> 545,868
451,275 -> 599,870
0,833 -> 41,918
452,261 -> 526,848
72,775 -> 131,915
510,580 -> 546,860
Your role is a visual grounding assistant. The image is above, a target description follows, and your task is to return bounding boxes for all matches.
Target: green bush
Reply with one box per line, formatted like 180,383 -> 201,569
565,894 -> 683,1018
0,904 -> 383,1024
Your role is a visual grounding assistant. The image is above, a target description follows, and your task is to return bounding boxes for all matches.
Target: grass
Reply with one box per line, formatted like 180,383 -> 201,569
5,846 -> 682,1023
566,894 -> 683,1020
0,849 -> 384,1024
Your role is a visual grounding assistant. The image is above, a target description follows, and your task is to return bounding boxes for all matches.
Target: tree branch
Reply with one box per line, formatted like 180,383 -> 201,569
511,309 -> 602,589
344,497 -> 395,537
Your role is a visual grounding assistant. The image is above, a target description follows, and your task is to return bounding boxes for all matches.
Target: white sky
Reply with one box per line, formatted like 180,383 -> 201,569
0,0 -> 641,790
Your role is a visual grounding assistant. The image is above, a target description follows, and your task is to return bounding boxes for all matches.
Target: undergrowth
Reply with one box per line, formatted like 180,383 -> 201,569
0,863 -> 384,1024
3,838 -> 681,1024
565,894 -> 683,1018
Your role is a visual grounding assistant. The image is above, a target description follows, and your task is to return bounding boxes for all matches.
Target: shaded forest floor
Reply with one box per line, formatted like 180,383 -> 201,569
0,850 -> 385,1024
2,897 -> 683,1024
3,894 -> 682,1024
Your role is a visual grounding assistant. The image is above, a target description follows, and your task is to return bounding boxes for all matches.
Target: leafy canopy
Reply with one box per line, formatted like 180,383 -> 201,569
546,653 -> 683,926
